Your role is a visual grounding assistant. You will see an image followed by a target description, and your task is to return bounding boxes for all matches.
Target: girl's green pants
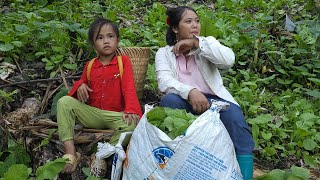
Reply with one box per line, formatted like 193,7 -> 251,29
57,96 -> 135,145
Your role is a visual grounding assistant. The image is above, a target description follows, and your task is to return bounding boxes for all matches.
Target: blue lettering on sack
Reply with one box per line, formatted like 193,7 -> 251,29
112,153 -> 118,166
173,146 -> 229,179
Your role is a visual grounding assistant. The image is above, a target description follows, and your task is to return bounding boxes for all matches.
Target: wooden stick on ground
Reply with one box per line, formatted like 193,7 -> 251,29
0,76 -> 81,88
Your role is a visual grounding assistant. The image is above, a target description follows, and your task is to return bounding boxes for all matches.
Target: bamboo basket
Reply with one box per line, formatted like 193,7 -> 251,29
116,47 -> 150,100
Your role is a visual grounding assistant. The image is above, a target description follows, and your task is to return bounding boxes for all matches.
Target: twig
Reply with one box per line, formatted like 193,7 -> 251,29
13,58 -> 22,74
39,83 -> 53,115
0,76 -> 81,88
39,83 -> 63,115
0,79 -> 30,91
59,67 -> 69,89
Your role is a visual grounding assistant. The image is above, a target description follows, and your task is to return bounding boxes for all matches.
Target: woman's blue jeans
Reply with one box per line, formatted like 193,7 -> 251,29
159,93 -> 254,155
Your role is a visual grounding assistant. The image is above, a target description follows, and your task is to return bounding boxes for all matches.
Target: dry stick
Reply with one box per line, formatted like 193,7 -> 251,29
39,83 -> 63,115
59,67 -> 69,89
0,76 -> 81,88
39,83 -> 53,115
13,58 -> 22,74
254,38 -> 260,62
0,79 -> 30,91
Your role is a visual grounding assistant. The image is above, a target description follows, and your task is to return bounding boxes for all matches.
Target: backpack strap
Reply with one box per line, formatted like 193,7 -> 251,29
117,56 -> 123,80
86,58 -> 96,81
86,56 -> 123,82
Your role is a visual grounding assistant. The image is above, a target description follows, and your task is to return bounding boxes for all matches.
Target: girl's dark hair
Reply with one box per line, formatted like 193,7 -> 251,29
166,6 -> 197,46
88,17 -> 119,46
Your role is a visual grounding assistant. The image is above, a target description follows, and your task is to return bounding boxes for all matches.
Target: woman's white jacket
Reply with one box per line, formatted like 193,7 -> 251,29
155,36 -> 239,106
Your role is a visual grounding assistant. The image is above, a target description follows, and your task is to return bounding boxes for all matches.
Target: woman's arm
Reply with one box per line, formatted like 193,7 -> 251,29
191,36 -> 235,69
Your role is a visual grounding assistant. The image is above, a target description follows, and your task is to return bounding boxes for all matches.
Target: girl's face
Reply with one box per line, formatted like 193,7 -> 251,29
93,24 -> 119,59
173,10 -> 200,41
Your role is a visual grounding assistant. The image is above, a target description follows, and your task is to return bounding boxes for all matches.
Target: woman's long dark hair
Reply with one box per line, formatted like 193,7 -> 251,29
166,6 -> 197,46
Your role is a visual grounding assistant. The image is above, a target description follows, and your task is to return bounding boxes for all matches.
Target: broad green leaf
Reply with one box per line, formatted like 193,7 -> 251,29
296,113 -> 318,129
261,132 -> 272,140
308,78 -> 320,85
36,158 -> 66,180
290,166 -> 310,179
63,63 -> 77,70
303,139 -> 317,150
35,52 -> 47,57
274,66 -> 287,74
300,113 -> 318,122
45,65 -> 54,71
305,90 -> 320,98
247,114 -> 272,125
264,147 -> 276,156
163,117 -> 175,132
172,117 -> 188,130
15,25 -> 29,32
23,12 -> 37,19
303,154 -> 318,168
256,169 -> 285,180
11,41 -> 23,47
38,31 -> 50,39
237,21 -> 252,29
3,164 -> 30,180
277,78 -> 293,85
0,43 -> 14,51
251,123 -> 259,142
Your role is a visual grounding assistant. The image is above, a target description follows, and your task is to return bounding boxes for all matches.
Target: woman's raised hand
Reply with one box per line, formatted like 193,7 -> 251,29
188,88 -> 210,114
77,83 -> 93,103
172,37 -> 199,56
123,113 -> 140,126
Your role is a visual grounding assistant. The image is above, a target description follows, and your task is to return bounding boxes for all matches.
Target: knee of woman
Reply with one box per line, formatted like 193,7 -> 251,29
160,94 -> 181,106
57,96 -> 74,107
220,107 -> 247,126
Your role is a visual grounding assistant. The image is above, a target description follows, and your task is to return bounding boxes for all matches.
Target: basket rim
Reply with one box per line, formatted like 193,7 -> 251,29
117,47 -> 150,49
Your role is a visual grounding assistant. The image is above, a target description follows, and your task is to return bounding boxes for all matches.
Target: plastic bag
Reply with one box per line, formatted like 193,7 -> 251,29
123,100 -> 242,180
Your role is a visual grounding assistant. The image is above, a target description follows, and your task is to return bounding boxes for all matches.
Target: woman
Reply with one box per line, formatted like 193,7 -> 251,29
155,6 -> 255,180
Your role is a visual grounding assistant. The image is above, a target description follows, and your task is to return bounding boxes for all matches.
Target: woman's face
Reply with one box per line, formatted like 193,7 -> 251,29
174,10 -> 200,41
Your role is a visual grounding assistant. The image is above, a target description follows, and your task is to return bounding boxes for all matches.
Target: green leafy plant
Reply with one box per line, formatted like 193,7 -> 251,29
147,107 -> 198,139
0,90 -> 18,115
256,166 -> 310,180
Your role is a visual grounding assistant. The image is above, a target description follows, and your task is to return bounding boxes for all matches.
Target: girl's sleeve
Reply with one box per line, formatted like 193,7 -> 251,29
68,62 -> 89,98
121,56 -> 143,117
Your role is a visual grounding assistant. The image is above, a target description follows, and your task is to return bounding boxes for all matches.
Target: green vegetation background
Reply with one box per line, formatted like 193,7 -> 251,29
0,0 -> 319,179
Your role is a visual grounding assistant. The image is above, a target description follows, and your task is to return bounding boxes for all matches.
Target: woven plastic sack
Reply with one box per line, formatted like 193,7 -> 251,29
122,100 -> 243,180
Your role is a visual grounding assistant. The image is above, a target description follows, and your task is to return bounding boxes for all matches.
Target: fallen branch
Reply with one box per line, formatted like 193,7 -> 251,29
0,76 -> 81,88
0,79 -> 30,91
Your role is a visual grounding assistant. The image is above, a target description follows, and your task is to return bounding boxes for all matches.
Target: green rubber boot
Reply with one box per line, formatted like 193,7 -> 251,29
236,154 -> 254,180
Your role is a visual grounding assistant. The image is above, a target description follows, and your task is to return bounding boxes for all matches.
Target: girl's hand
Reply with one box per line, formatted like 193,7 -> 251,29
122,113 -> 140,126
172,37 -> 199,56
188,89 -> 210,114
77,83 -> 93,103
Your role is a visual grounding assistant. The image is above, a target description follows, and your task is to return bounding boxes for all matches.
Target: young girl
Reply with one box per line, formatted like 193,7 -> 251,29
155,6 -> 255,180
57,17 -> 142,173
